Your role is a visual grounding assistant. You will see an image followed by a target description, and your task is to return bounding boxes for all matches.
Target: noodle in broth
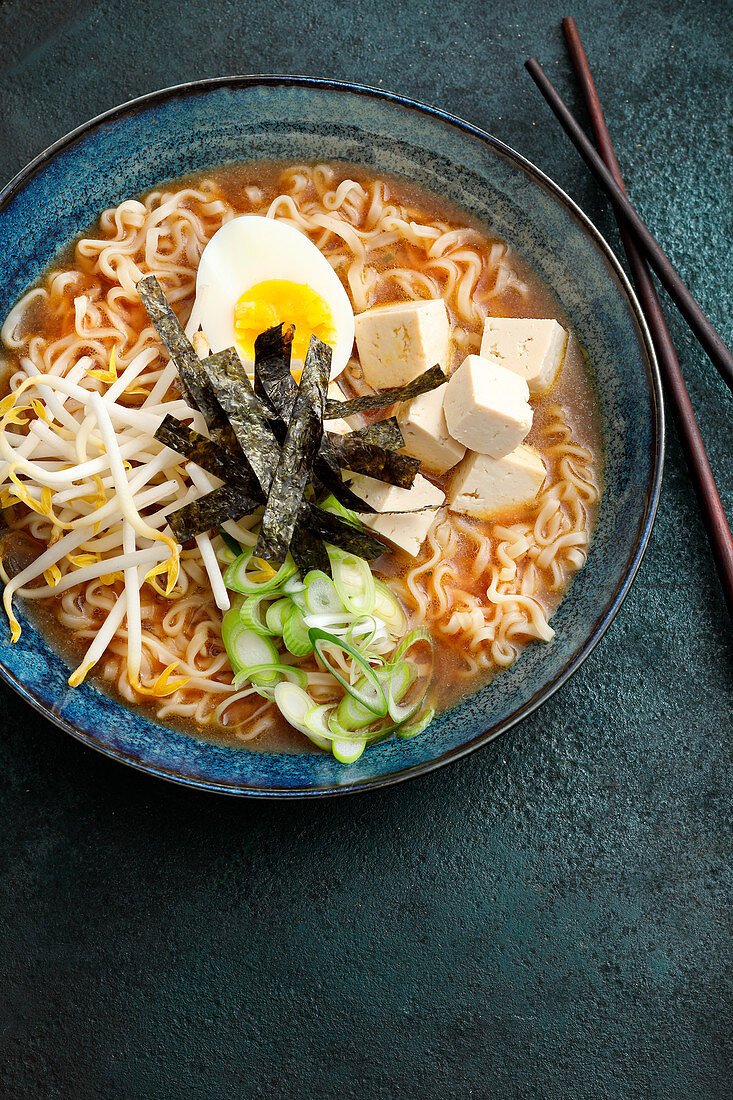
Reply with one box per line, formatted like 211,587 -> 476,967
0,163 -> 600,747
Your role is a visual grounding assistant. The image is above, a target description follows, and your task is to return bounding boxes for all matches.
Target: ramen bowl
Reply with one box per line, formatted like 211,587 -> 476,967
0,78 -> 663,796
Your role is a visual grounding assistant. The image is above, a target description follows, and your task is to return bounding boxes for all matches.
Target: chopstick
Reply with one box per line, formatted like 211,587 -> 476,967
524,57 -> 733,397
556,17 -> 733,622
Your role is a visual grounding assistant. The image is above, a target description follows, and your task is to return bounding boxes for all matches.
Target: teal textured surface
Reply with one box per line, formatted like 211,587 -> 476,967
0,0 -> 730,1097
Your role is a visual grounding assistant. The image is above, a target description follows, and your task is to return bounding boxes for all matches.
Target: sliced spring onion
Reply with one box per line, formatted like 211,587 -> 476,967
397,706 -> 435,740
273,681 -> 315,734
215,541 -> 239,566
345,615 -> 379,649
219,527 -> 244,559
239,594 -> 272,636
327,707 -> 393,744
386,662 -> 422,723
331,737 -> 367,764
224,547 -> 296,595
283,607 -> 314,657
223,620 -> 280,677
304,571 -> 344,616
319,493 -> 358,524
310,627 -> 387,717
272,685 -> 335,751
373,578 -> 407,634
301,611 -> 355,631
286,586 -> 308,613
234,662 -> 308,690
304,704 -> 337,751
221,608 -> 246,666
335,689 -> 380,731
218,524 -> 436,760
303,704 -> 333,740
392,626 -> 433,663
386,661 -> 417,698
330,552 -> 376,615
265,597 -> 292,635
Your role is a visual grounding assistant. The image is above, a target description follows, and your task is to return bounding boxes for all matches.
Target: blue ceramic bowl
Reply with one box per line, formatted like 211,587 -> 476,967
0,77 -> 663,797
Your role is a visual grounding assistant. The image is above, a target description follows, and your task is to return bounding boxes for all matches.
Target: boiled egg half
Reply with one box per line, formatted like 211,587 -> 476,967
190,216 -> 355,381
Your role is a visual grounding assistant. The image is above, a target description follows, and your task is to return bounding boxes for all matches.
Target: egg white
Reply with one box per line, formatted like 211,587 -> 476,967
189,216 -> 355,380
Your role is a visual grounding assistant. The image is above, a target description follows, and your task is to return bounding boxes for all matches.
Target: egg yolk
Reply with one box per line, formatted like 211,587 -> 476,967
233,280 -> 336,363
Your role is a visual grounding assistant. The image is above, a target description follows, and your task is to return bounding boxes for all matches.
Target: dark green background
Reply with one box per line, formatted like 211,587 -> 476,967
0,1 -> 731,1096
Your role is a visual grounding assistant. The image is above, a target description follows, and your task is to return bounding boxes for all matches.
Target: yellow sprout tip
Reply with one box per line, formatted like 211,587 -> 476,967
133,661 -> 190,698
68,662 -> 92,688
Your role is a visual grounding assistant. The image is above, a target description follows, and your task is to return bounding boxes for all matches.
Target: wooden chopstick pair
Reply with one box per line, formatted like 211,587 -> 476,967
525,19 -> 733,623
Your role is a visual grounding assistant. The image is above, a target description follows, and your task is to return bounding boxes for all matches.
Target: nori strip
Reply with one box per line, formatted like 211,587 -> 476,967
155,415 -> 264,500
313,446 -> 376,511
253,324 -> 297,428
313,465 -> 377,514
137,275 -> 226,431
290,519 -> 332,577
255,335 -> 331,564
200,350 -> 281,492
348,417 -> 404,450
252,325 -> 374,511
328,434 -> 420,489
308,504 -> 386,560
168,485 -> 260,543
323,364 -> 446,419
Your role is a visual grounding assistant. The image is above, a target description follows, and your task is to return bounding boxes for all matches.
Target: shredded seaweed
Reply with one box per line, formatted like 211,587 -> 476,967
328,434 -> 420,489
290,519 -> 332,576
137,275 -> 227,431
201,350 -> 281,491
315,466 -> 377,513
168,485 -> 260,543
323,364 -> 446,419
348,417 -> 405,450
155,415 -> 263,500
138,282 -> 426,572
255,336 -> 331,564
253,324 -> 297,428
253,324 -> 376,515
308,504 -> 386,560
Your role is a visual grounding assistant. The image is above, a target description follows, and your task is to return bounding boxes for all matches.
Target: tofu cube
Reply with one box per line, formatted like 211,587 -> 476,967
443,354 -> 533,458
448,445 -> 547,518
480,317 -> 567,395
325,380 -> 357,435
326,417 -> 352,436
348,472 -> 445,557
397,384 -> 466,475
354,300 -> 450,389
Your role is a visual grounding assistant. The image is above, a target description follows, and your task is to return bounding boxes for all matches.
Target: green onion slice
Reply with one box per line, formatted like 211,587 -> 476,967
330,737 -> 367,764
304,571 -> 344,616
265,597 -> 292,635
309,627 -> 388,717
234,662 -> 308,690
330,552 -> 376,615
397,706 -> 436,740
318,493 -> 359,524
239,594 -> 272,636
283,607 -> 314,657
335,689 -> 380,732
223,621 -> 280,677
224,547 -> 297,595
273,682 -> 315,735
373,579 -> 407,634
219,527 -> 244,559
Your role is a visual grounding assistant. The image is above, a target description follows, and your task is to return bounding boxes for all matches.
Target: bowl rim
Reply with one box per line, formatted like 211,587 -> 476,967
0,74 -> 664,798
